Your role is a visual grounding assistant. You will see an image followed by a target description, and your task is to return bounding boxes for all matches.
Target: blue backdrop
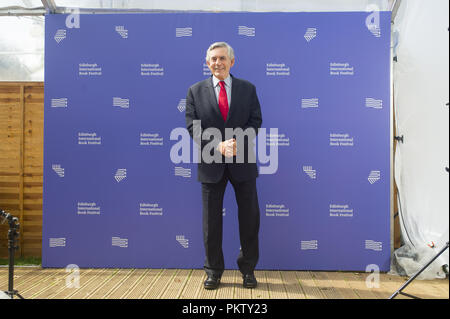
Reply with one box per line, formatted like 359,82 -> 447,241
43,12 -> 391,271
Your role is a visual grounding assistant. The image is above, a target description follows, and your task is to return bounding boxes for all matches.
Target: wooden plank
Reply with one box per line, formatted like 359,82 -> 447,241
339,272 -> 380,299
123,269 -> 162,299
0,193 -> 19,199
107,269 -> 149,299
161,269 -> 192,299
0,267 -> 40,288
325,272 -> 361,299
179,269 -> 205,299
265,270 -> 288,299
51,268 -> 109,299
1,268 -> 449,299
369,273 -> 409,299
428,278 -> 450,298
399,277 -> 449,299
0,87 -> 20,93
0,82 -> 42,87
13,268 -> 64,296
22,83 -> 44,258
279,270 -> 306,299
252,270 -> 270,299
1,267 -> 44,289
214,270 -> 236,299
32,268 -> 96,299
64,269 -> 118,299
88,268 -> 134,299
310,271 -> 344,299
19,268 -> 66,298
143,268 -> 177,299
296,271 -> 324,299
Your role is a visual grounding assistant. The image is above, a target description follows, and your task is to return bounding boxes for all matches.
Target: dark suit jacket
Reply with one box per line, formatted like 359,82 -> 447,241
186,75 -> 262,183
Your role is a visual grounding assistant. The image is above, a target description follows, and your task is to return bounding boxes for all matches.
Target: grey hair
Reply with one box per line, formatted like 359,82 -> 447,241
205,42 -> 235,62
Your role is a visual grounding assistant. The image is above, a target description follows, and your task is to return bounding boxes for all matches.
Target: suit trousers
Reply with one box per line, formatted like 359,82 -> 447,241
201,166 -> 260,278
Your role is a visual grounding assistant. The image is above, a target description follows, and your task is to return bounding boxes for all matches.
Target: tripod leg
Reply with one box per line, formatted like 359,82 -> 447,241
7,230 -> 15,294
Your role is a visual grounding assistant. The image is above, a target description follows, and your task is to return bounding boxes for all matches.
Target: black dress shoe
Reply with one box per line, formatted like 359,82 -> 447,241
243,273 -> 257,289
204,275 -> 221,290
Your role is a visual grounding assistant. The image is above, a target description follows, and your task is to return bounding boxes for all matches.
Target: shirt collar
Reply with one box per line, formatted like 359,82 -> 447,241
212,74 -> 232,88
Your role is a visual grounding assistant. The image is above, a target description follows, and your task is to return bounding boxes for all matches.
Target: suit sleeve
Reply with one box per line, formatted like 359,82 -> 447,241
185,86 -> 221,151
185,87 -> 199,141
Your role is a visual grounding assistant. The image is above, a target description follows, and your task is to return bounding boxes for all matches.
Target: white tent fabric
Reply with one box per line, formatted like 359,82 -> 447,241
391,0 -> 449,279
0,0 -> 393,81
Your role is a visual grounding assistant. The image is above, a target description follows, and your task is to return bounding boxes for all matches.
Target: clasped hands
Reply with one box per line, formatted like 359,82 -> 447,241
217,138 -> 237,158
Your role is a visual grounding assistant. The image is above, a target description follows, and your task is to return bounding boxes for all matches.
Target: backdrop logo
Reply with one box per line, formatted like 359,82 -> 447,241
112,237 -> 128,248
140,133 -> 163,146
177,99 -> 186,112
330,62 -> 354,76
49,237 -> 66,247
140,63 -> 164,76
265,204 -> 289,217
52,164 -> 65,177
78,132 -> 101,145
365,98 -> 383,109
238,26 -> 255,37
329,133 -> 354,147
51,98 -> 68,108
115,26 -> 128,38
266,63 -> 290,76
77,202 -> 101,215
176,235 -> 189,248
113,97 -> 130,109
54,29 -> 66,43
303,166 -> 316,179
203,63 -> 212,76
365,240 -> 382,251
301,240 -> 318,250
330,204 -> 354,218
301,98 -> 319,109
114,169 -> 127,182
174,166 -> 191,178
368,170 -> 381,184
176,27 -> 192,37
139,203 -> 163,216
365,5 -> 381,37
78,63 -> 102,76
304,27 -> 317,42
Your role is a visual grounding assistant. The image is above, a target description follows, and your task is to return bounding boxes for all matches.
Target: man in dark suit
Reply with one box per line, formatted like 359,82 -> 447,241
186,42 -> 262,290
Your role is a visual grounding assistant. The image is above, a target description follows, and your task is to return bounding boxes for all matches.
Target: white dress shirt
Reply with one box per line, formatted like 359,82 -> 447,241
212,75 -> 232,108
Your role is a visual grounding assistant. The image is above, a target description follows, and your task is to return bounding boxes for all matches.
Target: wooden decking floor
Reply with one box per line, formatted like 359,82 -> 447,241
1,267 -> 448,299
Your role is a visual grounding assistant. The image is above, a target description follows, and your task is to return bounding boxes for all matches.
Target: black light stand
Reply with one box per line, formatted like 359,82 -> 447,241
0,209 -> 24,299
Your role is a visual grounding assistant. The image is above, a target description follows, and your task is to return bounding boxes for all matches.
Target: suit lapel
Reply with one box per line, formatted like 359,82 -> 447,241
225,75 -> 239,125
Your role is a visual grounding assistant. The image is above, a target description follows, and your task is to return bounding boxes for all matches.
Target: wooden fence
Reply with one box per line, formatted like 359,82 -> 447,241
0,81 -> 401,259
0,82 -> 44,258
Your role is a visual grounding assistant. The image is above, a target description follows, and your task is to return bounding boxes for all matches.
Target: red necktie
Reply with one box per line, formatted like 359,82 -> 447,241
218,81 -> 229,121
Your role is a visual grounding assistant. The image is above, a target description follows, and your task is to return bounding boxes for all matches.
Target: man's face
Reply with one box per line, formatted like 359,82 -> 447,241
207,47 -> 235,81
